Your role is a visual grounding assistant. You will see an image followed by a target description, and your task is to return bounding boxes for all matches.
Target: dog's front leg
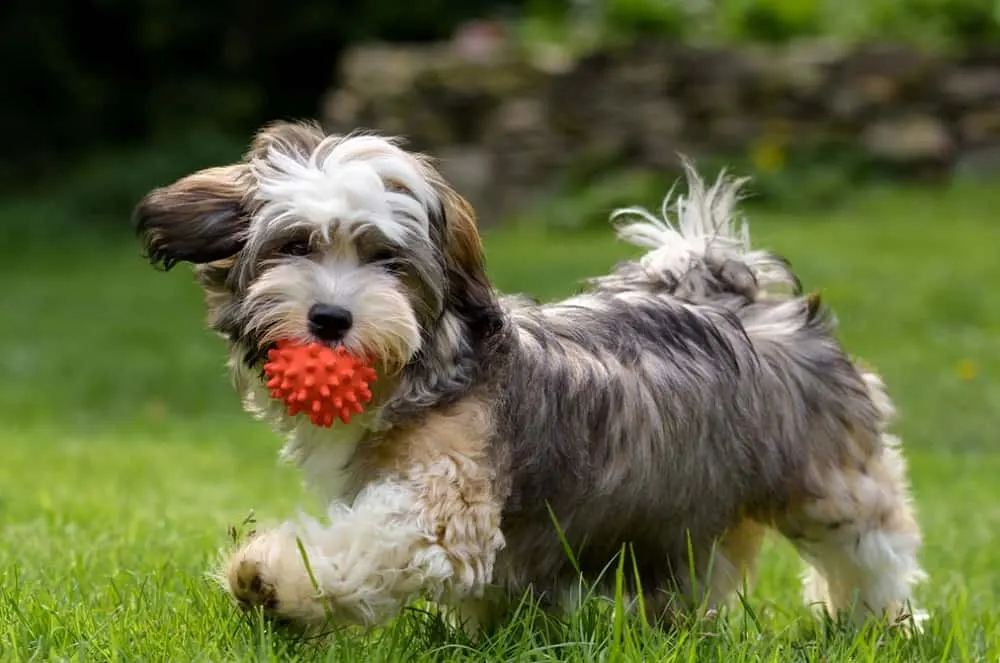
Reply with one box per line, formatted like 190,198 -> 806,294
223,482 -> 450,628
224,406 -> 504,630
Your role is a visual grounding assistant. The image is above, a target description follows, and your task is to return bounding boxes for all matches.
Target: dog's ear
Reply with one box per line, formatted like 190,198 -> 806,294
133,163 -> 251,272
438,188 -> 489,294
432,183 -> 500,337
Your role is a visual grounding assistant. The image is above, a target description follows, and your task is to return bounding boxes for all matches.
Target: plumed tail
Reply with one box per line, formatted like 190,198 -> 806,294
603,159 -> 801,303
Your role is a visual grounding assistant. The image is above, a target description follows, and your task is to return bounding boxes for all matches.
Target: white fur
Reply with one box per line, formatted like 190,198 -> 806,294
611,161 -> 798,297
233,135 -> 429,369
218,135 -> 470,627
742,299 -> 821,342
799,525 -> 927,628
233,359 -> 376,504
792,435 -> 927,629
280,420 -> 370,503
227,480 -> 458,626
227,451 -> 504,628
239,255 -> 421,365
250,134 -> 438,246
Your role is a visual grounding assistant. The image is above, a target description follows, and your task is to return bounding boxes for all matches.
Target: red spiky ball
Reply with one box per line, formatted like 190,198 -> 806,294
263,340 -> 377,427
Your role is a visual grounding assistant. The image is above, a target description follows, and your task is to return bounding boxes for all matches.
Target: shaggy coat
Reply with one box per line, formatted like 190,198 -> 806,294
134,121 -> 925,632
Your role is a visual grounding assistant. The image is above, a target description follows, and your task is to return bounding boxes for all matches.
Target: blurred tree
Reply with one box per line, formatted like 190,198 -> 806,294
0,0 -> 520,187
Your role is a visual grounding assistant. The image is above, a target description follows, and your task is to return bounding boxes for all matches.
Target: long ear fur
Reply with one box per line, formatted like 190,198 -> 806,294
434,184 -> 502,341
382,181 -> 506,423
133,163 -> 251,272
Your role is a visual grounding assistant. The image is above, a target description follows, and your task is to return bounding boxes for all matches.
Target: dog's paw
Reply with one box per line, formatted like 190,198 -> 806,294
230,559 -> 278,612
222,528 -> 329,627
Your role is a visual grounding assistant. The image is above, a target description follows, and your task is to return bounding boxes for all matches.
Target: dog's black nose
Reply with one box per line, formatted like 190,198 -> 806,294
307,304 -> 353,342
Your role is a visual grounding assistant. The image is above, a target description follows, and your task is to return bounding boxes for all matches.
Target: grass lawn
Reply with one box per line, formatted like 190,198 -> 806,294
1,178 -> 999,661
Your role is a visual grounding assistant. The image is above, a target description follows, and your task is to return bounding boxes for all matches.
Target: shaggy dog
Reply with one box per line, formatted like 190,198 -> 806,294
133,120 -> 926,633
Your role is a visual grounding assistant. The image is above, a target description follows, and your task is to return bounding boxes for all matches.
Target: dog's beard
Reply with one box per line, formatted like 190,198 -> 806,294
237,257 -> 423,376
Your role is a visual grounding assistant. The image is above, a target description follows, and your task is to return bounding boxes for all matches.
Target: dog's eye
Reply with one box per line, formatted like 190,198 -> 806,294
279,239 -> 311,257
369,250 -> 405,273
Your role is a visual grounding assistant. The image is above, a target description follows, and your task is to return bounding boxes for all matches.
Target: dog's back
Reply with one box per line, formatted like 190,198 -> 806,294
489,165 -> 917,624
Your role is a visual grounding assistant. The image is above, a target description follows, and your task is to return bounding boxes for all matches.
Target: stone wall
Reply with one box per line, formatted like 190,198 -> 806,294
322,39 -> 1000,226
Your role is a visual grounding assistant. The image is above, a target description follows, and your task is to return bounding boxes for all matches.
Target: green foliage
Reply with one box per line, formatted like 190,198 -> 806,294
600,0 -> 691,39
1,0 -> 524,189
520,0 -> 1000,52
527,169 -> 672,231
8,0 -> 1000,192
812,0 -> 1000,48
718,0 -> 825,43
882,0 -> 1000,44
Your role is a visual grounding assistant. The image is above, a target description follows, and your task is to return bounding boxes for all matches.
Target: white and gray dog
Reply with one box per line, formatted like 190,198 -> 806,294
134,120 -> 926,633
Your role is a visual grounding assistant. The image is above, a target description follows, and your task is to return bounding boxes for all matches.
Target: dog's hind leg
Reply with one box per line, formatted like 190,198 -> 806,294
705,518 -> 768,611
778,432 -> 926,629
641,519 -> 767,629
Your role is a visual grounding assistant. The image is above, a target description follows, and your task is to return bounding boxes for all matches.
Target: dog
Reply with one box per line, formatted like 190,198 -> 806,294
133,120 -> 926,633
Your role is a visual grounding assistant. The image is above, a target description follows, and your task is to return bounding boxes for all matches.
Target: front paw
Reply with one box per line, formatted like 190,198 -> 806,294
223,528 -> 329,627
230,558 -> 279,613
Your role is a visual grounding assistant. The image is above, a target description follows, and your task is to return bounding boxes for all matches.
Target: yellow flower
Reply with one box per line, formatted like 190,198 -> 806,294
750,139 -> 786,174
956,359 -> 977,381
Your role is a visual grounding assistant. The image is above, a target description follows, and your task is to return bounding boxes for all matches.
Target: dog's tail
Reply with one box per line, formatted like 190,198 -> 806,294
603,159 -> 801,304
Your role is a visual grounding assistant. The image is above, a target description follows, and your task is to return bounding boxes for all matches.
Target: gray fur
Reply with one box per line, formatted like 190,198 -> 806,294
450,169 -> 883,611
134,126 -> 910,625
489,272 -> 876,607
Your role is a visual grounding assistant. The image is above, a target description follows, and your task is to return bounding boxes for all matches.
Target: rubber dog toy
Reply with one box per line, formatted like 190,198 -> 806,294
263,340 -> 377,426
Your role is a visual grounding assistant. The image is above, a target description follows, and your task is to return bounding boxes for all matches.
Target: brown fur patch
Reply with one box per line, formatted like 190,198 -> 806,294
805,290 -> 822,321
352,398 -> 503,594
704,518 -> 768,608
437,187 -> 488,284
248,120 -> 326,163
134,164 -> 251,271
354,397 -> 494,492
426,178 -> 498,328
782,440 -> 919,543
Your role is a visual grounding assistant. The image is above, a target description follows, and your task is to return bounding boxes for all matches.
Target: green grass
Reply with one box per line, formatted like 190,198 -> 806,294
2,179 -> 1000,661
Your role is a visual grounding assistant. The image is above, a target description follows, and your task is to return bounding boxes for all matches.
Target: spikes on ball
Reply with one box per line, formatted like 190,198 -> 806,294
262,340 -> 377,426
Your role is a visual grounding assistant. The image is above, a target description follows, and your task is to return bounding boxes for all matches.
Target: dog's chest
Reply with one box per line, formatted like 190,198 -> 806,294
280,420 -> 370,502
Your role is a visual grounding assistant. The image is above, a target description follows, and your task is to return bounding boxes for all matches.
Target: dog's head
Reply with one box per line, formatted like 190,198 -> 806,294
134,121 -> 496,414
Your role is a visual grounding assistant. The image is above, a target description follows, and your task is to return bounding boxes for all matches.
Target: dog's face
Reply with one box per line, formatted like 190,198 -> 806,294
134,122 -> 493,398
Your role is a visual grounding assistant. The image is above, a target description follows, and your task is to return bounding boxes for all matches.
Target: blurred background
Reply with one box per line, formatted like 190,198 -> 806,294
1,0 -> 998,438
2,5 -> 1000,656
